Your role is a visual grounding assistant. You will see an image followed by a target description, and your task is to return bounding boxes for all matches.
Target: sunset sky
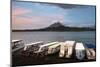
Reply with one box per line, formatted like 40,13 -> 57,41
12,0 -> 96,29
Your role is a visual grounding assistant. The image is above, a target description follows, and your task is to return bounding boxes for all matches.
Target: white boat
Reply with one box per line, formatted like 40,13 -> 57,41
23,41 -> 44,51
86,49 -> 96,60
75,42 -> 86,60
20,41 -> 44,56
35,42 -> 59,53
12,40 -> 23,48
65,41 -> 75,58
48,42 -> 61,54
12,40 -> 22,43
34,42 -> 59,57
59,42 -> 66,57
12,40 -> 24,52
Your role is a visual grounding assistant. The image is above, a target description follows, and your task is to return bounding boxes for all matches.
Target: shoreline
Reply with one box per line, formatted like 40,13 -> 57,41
12,30 -> 95,32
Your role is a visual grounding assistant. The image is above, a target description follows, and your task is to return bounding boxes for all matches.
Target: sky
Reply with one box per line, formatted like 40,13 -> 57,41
12,0 -> 96,29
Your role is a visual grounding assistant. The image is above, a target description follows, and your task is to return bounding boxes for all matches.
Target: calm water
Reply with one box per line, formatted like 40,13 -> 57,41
12,31 -> 96,45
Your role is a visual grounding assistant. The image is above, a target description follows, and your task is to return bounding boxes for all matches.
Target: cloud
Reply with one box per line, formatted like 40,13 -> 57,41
12,5 -> 34,29
12,7 -> 31,16
12,10 -> 65,29
12,1 -> 95,29
47,4 -> 78,9
12,1 -> 66,29
35,2 -> 92,9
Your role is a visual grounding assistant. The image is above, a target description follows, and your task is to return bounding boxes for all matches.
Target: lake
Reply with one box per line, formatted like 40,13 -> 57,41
12,31 -> 96,45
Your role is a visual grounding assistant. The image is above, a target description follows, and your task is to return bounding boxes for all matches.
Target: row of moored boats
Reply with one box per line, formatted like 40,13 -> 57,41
12,40 -> 96,60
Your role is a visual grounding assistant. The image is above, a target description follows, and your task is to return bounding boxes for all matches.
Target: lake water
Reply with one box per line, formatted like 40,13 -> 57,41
12,31 -> 96,45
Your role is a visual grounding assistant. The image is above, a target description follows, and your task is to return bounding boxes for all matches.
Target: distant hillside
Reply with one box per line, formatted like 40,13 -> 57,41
12,22 -> 95,32
49,22 -> 66,28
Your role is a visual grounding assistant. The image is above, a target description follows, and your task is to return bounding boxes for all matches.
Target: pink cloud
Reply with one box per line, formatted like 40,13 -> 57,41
12,7 -> 65,29
12,13 -> 65,29
12,7 -> 31,16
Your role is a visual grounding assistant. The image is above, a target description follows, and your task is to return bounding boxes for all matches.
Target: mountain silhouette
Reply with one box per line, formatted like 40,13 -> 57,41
48,22 -> 65,28
12,21 -> 95,32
